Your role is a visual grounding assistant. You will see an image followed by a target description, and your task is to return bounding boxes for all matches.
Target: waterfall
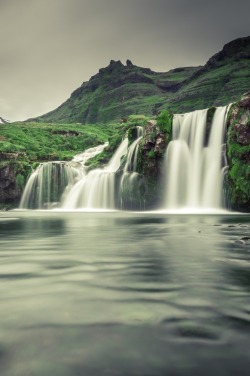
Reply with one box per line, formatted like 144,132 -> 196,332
62,126 -> 143,210
19,142 -> 108,209
119,126 -> 144,209
19,108 -> 230,212
71,142 -> 108,171
19,162 -> 80,209
62,138 -> 128,209
163,106 -> 229,210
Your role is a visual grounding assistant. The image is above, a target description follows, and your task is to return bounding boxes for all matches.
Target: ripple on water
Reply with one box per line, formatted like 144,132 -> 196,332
0,263 -> 42,279
160,317 -> 221,342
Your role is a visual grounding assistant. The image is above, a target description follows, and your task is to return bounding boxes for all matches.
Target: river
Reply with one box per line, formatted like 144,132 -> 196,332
0,210 -> 249,375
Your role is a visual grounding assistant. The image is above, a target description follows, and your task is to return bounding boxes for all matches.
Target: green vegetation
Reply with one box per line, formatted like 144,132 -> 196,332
0,121 -> 119,208
147,149 -> 155,158
226,103 -> 250,212
1,37 -> 250,211
156,110 -> 173,134
0,121 -> 117,161
15,173 -> 25,189
86,115 -> 149,170
30,37 -> 249,125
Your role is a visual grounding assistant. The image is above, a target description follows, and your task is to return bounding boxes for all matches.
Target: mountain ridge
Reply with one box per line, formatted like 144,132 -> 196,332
29,36 -> 250,124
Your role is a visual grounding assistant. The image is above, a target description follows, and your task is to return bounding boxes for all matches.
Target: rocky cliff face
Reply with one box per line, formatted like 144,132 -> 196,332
30,37 -> 250,124
226,92 -> 250,212
0,153 -> 27,208
137,120 -> 168,208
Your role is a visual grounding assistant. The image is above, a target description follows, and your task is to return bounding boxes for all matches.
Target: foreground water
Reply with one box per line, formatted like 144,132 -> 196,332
0,210 -> 249,376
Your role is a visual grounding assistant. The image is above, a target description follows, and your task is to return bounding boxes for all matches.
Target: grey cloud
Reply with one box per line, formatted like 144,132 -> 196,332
0,0 -> 249,121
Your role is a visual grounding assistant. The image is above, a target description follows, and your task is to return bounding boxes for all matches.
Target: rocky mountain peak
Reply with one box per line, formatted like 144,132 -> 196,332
207,36 -> 250,66
0,117 -> 7,124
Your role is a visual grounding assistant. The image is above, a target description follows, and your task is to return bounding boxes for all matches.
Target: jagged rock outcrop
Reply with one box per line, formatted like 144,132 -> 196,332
226,92 -> 250,212
0,117 -> 8,124
134,113 -> 172,208
139,120 -> 167,180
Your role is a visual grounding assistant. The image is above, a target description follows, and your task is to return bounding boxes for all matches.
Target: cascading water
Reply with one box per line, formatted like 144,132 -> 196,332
163,106 -> 229,211
19,108 -> 230,212
19,142 -> 108,209
62,138 -> 128,209
119,126 -> 144,209
19,162 -> 80,209
71,142 -> 108,171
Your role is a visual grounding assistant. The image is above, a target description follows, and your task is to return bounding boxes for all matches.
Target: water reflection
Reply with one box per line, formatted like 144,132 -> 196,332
0,211 -> 249,376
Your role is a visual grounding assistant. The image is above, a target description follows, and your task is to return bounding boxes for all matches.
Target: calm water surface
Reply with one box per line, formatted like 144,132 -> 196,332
0,210 -> 249,376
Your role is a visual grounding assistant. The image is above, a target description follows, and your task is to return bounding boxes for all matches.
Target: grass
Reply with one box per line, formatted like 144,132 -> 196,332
0,121 -> 118,161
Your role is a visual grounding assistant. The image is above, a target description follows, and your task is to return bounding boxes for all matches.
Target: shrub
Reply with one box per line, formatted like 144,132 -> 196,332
156,110 -> 173,134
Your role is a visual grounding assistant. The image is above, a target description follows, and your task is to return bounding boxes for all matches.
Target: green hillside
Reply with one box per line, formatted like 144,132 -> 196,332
30,37 -> 250,124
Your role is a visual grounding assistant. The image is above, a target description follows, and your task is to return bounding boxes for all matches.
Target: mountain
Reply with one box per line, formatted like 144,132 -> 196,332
31,36 -> 250,124
0,117 -> 8,124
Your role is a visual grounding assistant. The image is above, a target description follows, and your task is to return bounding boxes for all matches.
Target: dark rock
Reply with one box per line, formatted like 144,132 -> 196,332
126,59 -> 133,68
0,164 -> 21,204
143,120 -> 158,148
239,91 -> 250,108
154,133 -> 166,156
234,122 -> 250,146
136,118 -> 169,208
0,152 -> 27,161
226,92 -> 250,212
51,130 -> 80,137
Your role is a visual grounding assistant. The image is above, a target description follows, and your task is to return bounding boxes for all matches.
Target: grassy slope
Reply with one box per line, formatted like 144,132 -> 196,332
30,38 -> 250,124
33,65 -> 199,124
0,122 -> 119,162
166,58 -> 250,114
0,121 -> 120,207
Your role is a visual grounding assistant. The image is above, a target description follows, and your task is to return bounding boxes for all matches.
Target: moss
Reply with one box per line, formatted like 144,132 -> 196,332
148,149 -> 155,158
226,101 -> 250,211
156,110 -> 173,134
15,174 -> 25,189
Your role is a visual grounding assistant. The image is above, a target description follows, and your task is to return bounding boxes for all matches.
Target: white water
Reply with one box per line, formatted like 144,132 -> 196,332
19,108 -> 230,212
19,162 -> 79,209
20,142 -> 108,209
163,106 -> 229,210
119,126 -> 144,209
71,142 -> 108,170
62,138 -> 128,209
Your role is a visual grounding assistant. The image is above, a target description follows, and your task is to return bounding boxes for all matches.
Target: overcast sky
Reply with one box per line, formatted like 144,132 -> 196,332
0,0 -> 249,122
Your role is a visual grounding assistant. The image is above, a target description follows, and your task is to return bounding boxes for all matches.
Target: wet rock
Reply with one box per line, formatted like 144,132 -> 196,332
142,120 -> 158,148
136,119 -> 169,208
239,91 -> 250,108
0,164 -> 21,203
234,115 -> 250,146
226,92 -> 250,212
